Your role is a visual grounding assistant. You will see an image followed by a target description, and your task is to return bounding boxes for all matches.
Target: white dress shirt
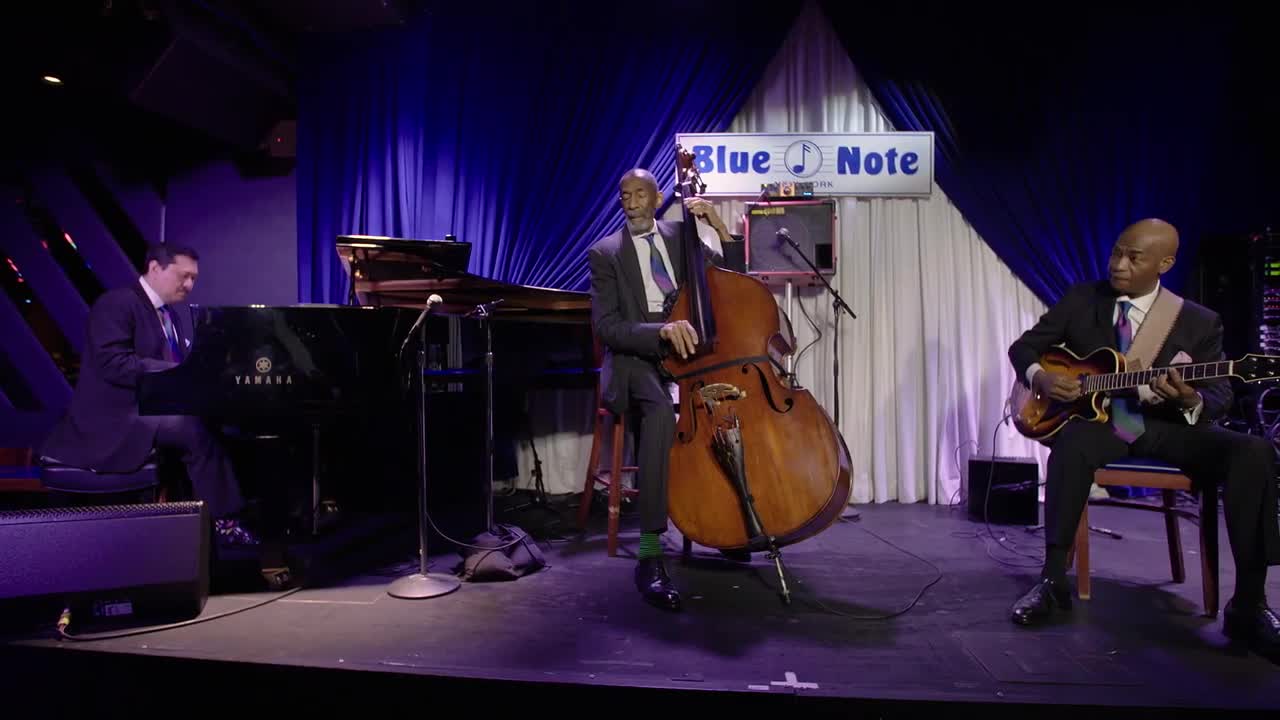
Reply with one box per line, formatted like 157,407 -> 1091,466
1026,281 -> 1203,425
139,276 -> 164,310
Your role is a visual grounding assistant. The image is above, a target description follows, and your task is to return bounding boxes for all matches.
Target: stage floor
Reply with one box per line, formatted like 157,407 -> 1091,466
3,498 -> 1278,715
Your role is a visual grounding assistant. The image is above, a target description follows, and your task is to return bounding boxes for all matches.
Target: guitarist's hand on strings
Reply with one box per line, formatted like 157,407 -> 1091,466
1150,367 -> 1200,409
660,320 -> 699,359
1032,369 -> 1081,402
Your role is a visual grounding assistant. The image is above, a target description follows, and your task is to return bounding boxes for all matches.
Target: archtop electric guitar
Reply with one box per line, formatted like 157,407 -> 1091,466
1010,346 -> 1280,442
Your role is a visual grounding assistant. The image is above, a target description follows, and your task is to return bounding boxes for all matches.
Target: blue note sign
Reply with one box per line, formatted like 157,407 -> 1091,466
674,132 -> 933,197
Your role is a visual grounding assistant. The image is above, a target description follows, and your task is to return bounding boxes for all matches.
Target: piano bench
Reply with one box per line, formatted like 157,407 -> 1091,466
578,407 -> 639,557
38,456 -> 162,506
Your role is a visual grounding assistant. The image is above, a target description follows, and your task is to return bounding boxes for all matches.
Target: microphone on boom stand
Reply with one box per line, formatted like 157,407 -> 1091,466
388,292 -> 460,599
776,228 -> 860,521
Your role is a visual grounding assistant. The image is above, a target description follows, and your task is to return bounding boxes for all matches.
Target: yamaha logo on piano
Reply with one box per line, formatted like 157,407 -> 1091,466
234,356 -> 294,386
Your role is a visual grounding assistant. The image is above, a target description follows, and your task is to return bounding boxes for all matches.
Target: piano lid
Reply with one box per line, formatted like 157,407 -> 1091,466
336,235 -> 589,322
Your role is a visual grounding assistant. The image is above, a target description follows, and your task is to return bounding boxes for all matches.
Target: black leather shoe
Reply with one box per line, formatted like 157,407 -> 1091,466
635,557 -> 681,611
1223,597 -> 1280,664
1010,577 -> 1072,626
718,548 -> 751,562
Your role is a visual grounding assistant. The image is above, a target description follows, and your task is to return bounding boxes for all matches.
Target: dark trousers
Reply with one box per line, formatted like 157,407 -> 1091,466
1045,417 -> 1280,590
626,360 -> 677,535
142,415 -> 244,518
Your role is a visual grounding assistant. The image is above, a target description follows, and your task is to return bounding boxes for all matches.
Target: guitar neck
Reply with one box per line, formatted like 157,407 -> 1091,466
1082,360 -> 1232,394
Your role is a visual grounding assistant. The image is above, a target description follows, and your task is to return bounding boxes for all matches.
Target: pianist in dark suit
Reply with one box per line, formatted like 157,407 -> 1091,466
40,244 -> 258,546
586,168 -> 734,610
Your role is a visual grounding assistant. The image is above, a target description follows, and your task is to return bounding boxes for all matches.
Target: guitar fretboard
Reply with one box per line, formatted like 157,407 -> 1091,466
1082,360 -> 1232,393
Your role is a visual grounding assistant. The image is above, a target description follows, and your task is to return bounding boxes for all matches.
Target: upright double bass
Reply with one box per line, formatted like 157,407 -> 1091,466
661,145 -> 852,603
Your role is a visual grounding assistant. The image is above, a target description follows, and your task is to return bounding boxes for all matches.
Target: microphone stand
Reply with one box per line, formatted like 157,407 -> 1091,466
780,233 -> 860,519
389,301 -> 460,599
467,299 -> 504,533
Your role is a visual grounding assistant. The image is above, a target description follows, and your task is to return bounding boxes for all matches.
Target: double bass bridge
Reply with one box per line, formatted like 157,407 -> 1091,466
699,383 -> 746,415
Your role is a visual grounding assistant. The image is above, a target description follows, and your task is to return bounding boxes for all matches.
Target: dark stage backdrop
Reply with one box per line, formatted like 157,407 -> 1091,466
296,2 -> 803,304
818,0 -> 1280,308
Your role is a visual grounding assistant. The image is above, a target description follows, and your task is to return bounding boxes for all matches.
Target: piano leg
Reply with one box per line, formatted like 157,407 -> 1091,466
312,423 -> 321,536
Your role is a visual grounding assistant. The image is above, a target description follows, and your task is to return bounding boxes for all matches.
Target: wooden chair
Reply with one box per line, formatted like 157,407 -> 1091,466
576,336 -> 639,557
1068,459 -> 1219,617
0,447 -> 43,495
577,404 -> 640,557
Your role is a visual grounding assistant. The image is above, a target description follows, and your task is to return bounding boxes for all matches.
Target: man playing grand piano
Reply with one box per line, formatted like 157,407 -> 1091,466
586,168 -> 735,610
40,244 -> 259,546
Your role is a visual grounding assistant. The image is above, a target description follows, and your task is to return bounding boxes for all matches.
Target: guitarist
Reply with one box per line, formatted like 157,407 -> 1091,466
1006,218 -> 1280,663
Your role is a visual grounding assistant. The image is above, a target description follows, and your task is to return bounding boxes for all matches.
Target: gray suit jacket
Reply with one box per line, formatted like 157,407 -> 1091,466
586,219 -> 722,415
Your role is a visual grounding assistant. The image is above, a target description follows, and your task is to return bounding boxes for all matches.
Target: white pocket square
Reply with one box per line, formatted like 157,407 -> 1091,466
1171,351 -> 1191,365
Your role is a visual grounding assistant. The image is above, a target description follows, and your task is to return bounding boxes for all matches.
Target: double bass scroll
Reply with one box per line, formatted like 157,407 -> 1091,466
659,145 -> 853,605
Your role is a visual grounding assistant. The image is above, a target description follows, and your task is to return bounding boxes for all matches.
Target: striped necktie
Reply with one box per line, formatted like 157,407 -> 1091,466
644,233 -> 676,296
1111,300 -> 1144,442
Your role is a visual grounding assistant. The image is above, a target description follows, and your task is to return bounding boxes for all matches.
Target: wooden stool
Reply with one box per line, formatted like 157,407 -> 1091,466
1068,459 -> 1219,617
577,405 -> 639,557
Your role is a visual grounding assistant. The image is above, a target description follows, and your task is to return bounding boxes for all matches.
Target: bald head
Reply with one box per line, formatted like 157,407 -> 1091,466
1119,218 -> 1180,257
1108,218 -> 1179,296
619,168 -> 659,195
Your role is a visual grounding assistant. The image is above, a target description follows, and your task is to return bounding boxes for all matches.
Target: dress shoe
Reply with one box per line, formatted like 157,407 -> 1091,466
635,557 -> 681,611
1223,597 -> 1280,664
718,548 -> 751,562
214,517 -> 261,547
1010,577 -> 1072,626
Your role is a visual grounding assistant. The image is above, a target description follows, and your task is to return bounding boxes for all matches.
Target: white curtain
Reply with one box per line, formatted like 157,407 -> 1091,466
513,0 -> 1051,505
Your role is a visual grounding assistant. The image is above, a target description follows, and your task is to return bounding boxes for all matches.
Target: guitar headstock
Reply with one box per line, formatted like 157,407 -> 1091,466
675,144 -> 706,196
1234,354 -> 1280,383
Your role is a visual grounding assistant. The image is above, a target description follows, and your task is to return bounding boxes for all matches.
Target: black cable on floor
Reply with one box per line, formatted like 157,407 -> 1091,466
55,587 -> 303,642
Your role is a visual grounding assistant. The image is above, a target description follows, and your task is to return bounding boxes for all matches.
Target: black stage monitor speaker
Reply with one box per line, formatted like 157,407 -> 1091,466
0,501 -> 210,623
743,199 -> 836,285
967,456 -> 1039,525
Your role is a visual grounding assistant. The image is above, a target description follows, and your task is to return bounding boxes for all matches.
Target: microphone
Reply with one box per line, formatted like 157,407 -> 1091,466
399,293 -> 444,358
776,227 -> 793,254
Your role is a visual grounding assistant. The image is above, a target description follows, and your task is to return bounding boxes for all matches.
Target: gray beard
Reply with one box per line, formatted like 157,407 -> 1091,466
625,218 -> 655,235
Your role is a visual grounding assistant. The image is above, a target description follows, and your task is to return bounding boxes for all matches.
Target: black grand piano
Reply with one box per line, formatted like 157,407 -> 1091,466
334,234 -> 595,388
137,235 -> 595,541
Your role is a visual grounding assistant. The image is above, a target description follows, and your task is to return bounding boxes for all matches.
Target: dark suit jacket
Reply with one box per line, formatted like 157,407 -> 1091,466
586,219 -> 723,415
40,281 -> 192,471
1008,280 -> 1232,425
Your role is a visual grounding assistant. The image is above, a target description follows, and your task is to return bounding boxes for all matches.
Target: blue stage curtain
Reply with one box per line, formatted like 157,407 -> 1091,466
817,1 -> 1280,307
297,3 -> 802,304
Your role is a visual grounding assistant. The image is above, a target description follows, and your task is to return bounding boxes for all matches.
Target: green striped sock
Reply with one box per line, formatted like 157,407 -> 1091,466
638,532 -> 662,559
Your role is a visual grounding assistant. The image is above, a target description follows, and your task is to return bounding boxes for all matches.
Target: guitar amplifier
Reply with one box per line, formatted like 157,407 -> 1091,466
967,456 -> 1039,525
0,501 -> 210,625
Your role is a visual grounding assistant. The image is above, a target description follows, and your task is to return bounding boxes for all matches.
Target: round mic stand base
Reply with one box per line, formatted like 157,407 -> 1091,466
388,572 -> 460,599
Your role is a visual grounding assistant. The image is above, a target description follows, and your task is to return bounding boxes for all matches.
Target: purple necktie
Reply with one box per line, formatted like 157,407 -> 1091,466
159,306 -> 182,362
1111,300 -> 1144,441
644,233 -> 676,296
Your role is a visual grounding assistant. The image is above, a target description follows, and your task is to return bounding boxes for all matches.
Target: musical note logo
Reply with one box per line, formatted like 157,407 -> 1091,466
784,141 -> 821,179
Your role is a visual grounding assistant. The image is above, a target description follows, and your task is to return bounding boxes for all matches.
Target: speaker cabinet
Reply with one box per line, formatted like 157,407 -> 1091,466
743,200 -> 836,285
967,456 -> 1039,525
0,501 -> 210,624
